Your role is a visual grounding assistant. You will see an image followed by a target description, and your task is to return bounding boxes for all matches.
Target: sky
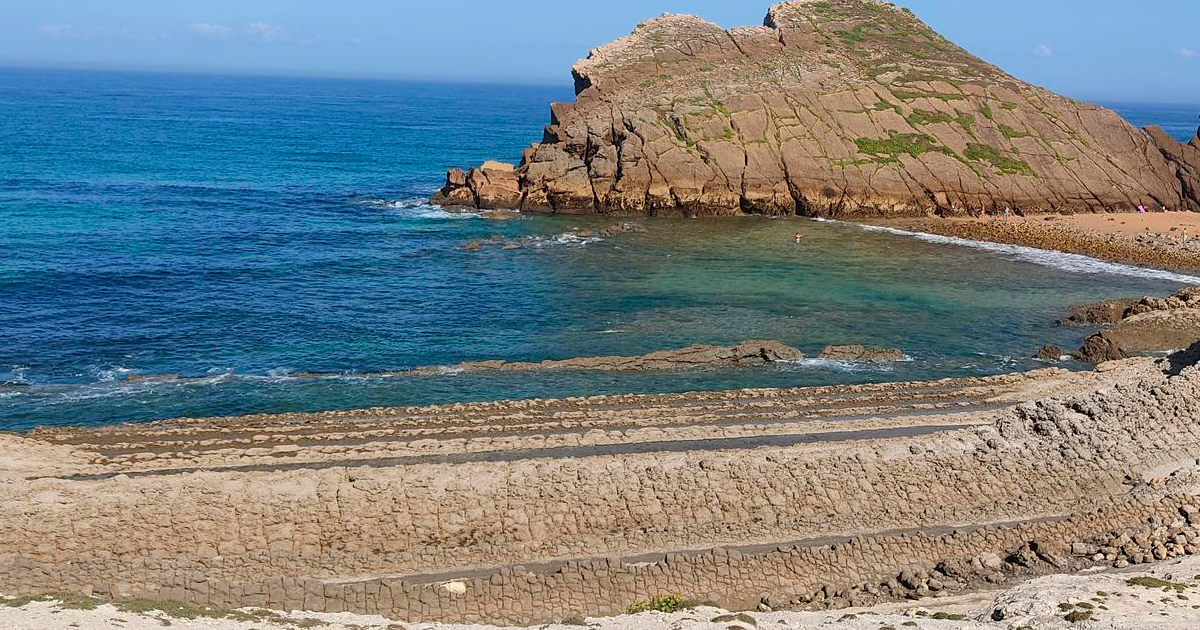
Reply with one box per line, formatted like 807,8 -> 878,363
0,0 -> 1198,104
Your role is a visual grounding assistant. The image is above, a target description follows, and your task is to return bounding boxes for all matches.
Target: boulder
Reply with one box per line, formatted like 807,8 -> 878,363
1033,345 -> 1063,362
1076,333 -> 1128,364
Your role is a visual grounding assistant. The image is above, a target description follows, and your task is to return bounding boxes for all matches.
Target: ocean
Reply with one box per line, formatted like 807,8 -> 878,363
1,67 -> 1198,431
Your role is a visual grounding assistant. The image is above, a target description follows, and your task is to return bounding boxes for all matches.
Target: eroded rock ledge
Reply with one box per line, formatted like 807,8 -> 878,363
1068,287 -> 1200,363
433,0 -> 1200,218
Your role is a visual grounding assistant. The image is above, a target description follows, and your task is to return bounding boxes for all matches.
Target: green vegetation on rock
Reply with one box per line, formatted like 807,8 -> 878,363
891,89 -> 966,102
964,143 -> 1036,176
999,124 -> 1031,139
855,132 -> 949,162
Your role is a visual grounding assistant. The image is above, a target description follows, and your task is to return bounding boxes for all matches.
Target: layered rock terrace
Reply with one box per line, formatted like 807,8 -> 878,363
4,349 -> 1200,623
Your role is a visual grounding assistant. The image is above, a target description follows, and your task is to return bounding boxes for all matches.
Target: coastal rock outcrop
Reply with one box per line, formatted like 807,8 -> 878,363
818,344 -> 905,362
433,0 -> 1200,218
1071,288 -> 1200,362
413,339 -> 804,373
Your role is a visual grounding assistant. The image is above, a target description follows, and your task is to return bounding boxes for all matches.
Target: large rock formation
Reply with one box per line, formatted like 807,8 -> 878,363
433,0 -> 1200,218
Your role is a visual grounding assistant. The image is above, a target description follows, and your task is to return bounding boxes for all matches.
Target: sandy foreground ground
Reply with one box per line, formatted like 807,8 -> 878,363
1046,211 -> 1200,238
4,555 -> 1200,630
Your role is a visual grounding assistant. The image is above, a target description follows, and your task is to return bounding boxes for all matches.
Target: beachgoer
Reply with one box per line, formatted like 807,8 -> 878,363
1003,206 -> 1012,219
794,233 -> 804,244
1138,204 -> 1146,213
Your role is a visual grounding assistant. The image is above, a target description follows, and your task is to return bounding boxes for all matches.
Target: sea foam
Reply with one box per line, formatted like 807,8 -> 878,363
838,221 -> 1200,284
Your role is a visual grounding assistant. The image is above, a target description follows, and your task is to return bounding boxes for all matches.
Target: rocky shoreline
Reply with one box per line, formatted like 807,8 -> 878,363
868,215 -> 1200,274
4,341 -> 1200,625
1061,287 -> 1200,363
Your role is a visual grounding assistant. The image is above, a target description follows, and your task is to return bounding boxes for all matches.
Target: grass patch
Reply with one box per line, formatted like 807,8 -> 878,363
2,593 -> 100,610
980,104 -> 994,120
964,143 -> 1036,176
891,89 -> 966,102
1001,101 -> 1019,111
930,612 -> 967,620
999,124 -> 1031,139
834,25 -> 868,44
1128,576 -> 1187,590
1064,610 -> 1093,623
906,109 -> 954,126
626,594 -> 689,615
873,99 -> 904,116
855,132 -> 949,162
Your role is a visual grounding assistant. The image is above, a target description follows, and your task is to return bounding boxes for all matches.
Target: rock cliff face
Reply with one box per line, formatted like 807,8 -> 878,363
433,0 -> 1200,218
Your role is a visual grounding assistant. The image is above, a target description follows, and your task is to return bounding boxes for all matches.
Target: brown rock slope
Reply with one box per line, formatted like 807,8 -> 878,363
433,0 -> 1200,218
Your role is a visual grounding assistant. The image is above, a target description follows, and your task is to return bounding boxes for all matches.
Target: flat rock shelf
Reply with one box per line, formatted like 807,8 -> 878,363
5,347 -> 1200,624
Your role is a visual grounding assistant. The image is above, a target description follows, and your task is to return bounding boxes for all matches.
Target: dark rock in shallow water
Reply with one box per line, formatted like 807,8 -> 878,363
818,345 -> 906,363
432,0 -> 1200,218
1058,299 -> 1140,326
1076,334 -> 1129,364
1033,345 -> 1064,362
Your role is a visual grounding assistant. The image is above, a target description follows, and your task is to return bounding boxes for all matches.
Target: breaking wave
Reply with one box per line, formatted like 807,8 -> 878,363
359,198 -> 484,220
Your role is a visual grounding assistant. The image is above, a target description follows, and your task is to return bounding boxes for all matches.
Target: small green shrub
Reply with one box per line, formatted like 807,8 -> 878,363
626,593 -> 688,615
1064,610 -> 1093,623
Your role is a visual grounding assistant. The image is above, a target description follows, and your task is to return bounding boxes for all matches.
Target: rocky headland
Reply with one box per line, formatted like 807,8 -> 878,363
432,0 -> 1200,219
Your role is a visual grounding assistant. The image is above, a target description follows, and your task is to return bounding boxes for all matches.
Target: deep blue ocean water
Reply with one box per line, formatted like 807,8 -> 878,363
1,67 -> 1199,431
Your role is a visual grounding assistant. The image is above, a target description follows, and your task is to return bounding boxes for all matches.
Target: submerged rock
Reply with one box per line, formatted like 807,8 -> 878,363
409,340 -> 805,374
818,345 -> 905,363
433,0 -> 1200,218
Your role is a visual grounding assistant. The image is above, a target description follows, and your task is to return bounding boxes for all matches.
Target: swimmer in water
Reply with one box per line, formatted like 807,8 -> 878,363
794,233 -> 804,244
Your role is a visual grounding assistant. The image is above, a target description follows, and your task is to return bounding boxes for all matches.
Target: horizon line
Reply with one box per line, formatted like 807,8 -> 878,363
2,61 -> 1199,109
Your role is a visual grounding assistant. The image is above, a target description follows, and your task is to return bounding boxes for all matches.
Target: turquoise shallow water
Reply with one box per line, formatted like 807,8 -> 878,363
1,68 -> 1198,431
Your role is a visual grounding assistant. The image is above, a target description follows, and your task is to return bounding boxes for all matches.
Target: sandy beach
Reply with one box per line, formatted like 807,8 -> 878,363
868,212 -> 1200,273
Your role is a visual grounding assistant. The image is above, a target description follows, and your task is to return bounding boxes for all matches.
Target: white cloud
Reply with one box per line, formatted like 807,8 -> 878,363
246,22 -> 285,42
37,24 -> 76,39
189,22 -> 233,41
1178,47 -> 1197,59
1032,44 -> 1053,58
